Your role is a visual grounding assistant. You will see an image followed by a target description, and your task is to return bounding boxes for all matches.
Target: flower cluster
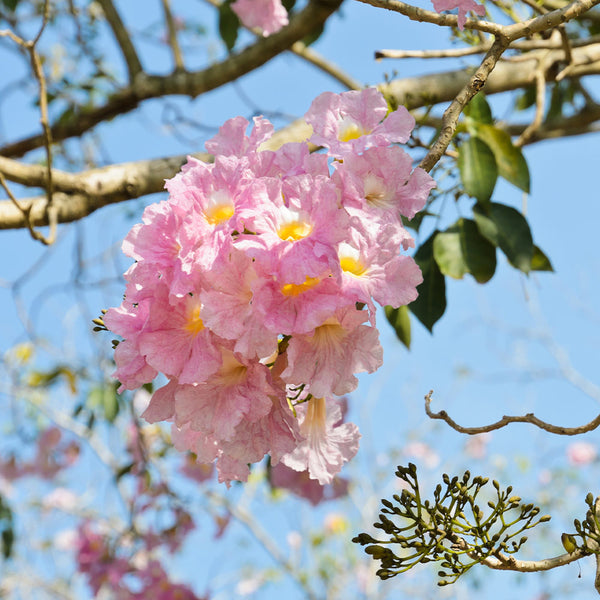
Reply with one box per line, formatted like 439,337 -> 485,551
105,88 -> 435,486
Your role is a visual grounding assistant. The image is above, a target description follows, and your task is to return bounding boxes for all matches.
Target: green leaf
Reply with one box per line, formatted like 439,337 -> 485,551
88,385 -> 120,423
218,0 -> 240,52
464,93 -> 493,124
515,86 -> 536,111
1,528 -> 13,560
1,0 -> 20,10
468,122 -> 530,193
458,136 -> 498,204
410,232 -> 447,332
0,496 -> 14,561
473,203 -> 534,273
433,219 -> 496,283
385,305 -> 411,349
103,388 -> 119,422
116,463 -> 135,481
531,245 -> 553,271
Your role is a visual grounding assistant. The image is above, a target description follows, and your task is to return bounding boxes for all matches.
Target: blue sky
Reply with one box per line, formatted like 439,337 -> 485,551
1,1 -> 600,598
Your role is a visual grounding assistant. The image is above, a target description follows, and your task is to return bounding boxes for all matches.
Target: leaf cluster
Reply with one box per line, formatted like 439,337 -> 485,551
353,463 -> 551,586
386,94 -> 552,344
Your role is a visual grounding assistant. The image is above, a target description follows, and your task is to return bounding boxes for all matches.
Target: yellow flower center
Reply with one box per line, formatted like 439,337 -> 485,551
340,255 -> 367,276
337,117 -> 367,142
205,203 -> 235,225
277,221 -> 313,242
217,350 -> 248,386
185,305 -> 205,336
281,276 -> 321,296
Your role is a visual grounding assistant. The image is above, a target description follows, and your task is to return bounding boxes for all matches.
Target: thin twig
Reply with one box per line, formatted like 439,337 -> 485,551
376,44 -> 492,59
375,32 -> 600,60
355,0 -> 505,34
424,390 -> 600,435
0,7 -> 57,244
203,0 -> 361,89
419,36 -> 509,172
95,0 -> 143,81
206,490 -> 319,600
0,172 -> 58,243
29,43 -> 56,244
519,0 -> 547,14
161,0 -> 184,71
515,59 -> 548,146
290,40 -> 362,89
0,0 -> 343,158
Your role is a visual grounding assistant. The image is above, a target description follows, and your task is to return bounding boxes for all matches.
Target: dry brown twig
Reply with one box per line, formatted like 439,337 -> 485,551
424,390 -> 600,435
161,0 -> 185,71
0,0 -> 56,244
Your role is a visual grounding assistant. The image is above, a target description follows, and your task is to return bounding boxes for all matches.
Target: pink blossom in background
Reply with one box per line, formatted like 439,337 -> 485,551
567,441 -> 597,466
0,427 -> 80,482
231,0 -> 288,36
403,441 -> 440,469
106,88 -> 436,486
270,462 -> 350,505
464,432 -> 491,459
431,0 -> 485,29
180,453 -> 214,483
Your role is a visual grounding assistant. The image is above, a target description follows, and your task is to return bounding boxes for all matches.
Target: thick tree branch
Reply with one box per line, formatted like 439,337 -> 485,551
203,0 -> 362,89
2,42 -> 600,231
424,390 -> 600,435
0,0 -> 343,158
0,153 -> 211,229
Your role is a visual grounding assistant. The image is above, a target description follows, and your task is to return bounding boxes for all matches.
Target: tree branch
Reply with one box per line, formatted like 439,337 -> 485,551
161,0 -> 184,71
0,153 -> 211,229
424,390 -> 600,435
3,40 -> 600,230
419,36 -> 509,172
0,0 -> 343,158
203,0 -> 362,89
96,0 -> 144,81
448,531 -> 589,572
355,0 -> 505,34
